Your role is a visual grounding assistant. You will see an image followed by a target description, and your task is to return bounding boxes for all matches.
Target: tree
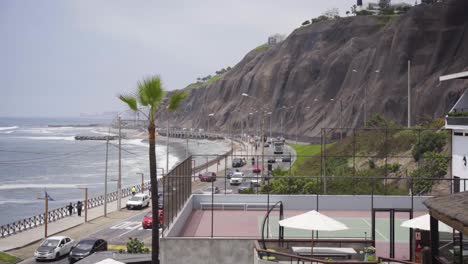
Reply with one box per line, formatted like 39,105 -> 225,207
119,75 -> 187,264
301,20 -> 310,26
379,0 -> 391,9
323,8 -> 340,19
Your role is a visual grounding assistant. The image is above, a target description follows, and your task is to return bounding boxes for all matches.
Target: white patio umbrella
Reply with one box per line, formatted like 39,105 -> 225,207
401,214 -> 452,233
279,210 -> 349,256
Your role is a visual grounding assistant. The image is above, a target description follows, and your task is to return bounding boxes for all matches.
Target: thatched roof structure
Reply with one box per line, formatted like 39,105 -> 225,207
424,191 -> 468,235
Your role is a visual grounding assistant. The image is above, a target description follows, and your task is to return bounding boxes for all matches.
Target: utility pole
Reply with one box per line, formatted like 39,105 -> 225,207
408,60 -> 411,128
37,193 -> 49,238
261,111 -> 265,180
167,117 -> 170,174
117,116 -> 122,211
340,100 -> 343,141
137,173 -> 144,193
78,187 -> 88,222
104,130 -> 109,217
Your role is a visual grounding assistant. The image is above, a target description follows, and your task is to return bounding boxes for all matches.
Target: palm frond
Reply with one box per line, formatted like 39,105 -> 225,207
167,91 -> 189,112
118,95 -> 138,111
137,76 -> 164,109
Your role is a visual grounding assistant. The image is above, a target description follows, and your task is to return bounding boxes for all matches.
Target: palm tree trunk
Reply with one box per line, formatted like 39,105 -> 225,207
148,122 -> 159,264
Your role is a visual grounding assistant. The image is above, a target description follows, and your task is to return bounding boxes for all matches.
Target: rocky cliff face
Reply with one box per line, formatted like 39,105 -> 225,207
163,0 -> 468,141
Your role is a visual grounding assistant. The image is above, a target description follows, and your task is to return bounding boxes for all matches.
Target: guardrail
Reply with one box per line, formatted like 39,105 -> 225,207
0,181 -> 151,238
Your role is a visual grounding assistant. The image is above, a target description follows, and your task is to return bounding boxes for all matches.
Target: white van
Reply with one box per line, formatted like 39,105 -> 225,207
126,193 -> 150,209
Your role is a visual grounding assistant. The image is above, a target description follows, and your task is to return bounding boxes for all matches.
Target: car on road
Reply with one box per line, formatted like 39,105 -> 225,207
267,158 -> 276,163
232,158 -> 244,167
198,171 -> 217,182
252,166 -> 262,173
264,142 -> 270,147
226,170 -> 234,179
202,186 -> 220,194
142,210 -> 163,229
230,171 -> 245,185
126,193 -> 150,210
68,238 -> 107,263
282,155 -> 292,162
250,176 -> 262,187
34,236 -> 74,261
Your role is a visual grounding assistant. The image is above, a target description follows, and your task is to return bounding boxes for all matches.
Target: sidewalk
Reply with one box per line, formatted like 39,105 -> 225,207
0,195 -> 133,252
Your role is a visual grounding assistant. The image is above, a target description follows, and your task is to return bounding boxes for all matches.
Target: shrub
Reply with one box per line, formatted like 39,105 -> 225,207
386,163 -> 401,173
127,237 -> 146,254
356,10 -> 373,16
410,151 -> 449,194
302,20 -> 311,26
412,131 -> 448,161
368,159 -> 376,169
365,113 -> 399,129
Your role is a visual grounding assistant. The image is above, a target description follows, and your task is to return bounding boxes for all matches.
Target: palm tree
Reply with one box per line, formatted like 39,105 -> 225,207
119,75 -> 187,264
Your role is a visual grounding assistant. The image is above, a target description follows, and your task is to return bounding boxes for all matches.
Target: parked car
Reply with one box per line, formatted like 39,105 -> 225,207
126,193 -> 150,210
142,210 -> 163,229
230,172 -> 245,185
232,158 -> 244,167
264,142 -> 270,147
252,166 -> 262,173
34,236 -> 74,261
267,158 -> 276,163
282,155 -> 292,162
198,172 -> 217,182
202,187 -> 220,194
68,238 -> 107,263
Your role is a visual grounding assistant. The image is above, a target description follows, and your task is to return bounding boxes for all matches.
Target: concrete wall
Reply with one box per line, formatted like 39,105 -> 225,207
452,130 -> 468,191
164,195 -> 193,237
160,238 -> 254,264
192,194 -> 429,212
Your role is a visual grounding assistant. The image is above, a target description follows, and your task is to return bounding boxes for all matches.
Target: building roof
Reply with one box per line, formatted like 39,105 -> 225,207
424,191 -> 468,235
440,71 -> 468,82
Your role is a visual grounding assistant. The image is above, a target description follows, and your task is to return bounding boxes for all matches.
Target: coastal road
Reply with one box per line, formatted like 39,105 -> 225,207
18,208 -> 152,264
193,143 -> 295,194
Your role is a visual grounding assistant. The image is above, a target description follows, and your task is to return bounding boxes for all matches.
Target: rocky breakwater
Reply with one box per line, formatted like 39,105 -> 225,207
75,135 -> 119,141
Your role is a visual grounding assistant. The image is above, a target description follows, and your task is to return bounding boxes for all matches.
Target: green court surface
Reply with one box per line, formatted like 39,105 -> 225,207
263,216 -> 410,242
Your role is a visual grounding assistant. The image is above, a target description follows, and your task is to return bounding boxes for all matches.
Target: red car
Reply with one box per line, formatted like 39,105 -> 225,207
252,166 -> 262,173
142,210 -> 163,229
198,172 -> 217,182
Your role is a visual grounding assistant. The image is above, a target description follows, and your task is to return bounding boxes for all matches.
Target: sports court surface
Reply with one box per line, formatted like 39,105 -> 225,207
180,210 -> 427,259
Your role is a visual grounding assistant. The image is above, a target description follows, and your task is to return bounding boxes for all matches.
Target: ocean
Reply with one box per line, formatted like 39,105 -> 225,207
0,117 -> 230,225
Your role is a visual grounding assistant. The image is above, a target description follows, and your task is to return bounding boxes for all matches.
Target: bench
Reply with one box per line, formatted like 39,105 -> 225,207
292,246 -> 357,259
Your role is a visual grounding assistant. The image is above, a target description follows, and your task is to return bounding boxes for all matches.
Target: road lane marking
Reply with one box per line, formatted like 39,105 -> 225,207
111,221 -> 141,230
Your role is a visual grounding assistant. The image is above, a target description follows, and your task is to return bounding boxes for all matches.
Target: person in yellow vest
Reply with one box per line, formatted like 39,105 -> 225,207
131,186 -> 136,196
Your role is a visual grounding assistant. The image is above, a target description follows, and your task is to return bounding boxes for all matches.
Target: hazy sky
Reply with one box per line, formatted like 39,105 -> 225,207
0,0 -> 413,117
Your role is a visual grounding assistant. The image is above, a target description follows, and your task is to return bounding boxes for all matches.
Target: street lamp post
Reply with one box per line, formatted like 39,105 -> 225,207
352,69 -> 379,126
137,173 -> 144,193
207,113 -> 214,135
330,98 -> 343,140
78,187 -> 88,222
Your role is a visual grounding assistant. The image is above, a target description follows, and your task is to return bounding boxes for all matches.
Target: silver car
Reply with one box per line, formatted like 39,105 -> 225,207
34,236 -> 74,260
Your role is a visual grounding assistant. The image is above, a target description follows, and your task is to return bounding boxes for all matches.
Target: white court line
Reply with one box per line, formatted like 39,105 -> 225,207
362,218 -> 389,241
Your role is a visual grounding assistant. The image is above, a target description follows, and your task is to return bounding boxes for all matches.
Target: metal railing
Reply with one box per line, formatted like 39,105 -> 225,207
0,181 -> 150,238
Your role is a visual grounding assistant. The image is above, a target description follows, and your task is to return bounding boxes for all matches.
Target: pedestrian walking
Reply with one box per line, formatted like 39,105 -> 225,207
77,201 -> 82,216
67,203 -> 73,216
131,186 -> 137,196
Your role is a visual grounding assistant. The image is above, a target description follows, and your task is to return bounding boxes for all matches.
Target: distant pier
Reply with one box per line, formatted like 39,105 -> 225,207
75,135 -> 118,141
158,130 -> 224,140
